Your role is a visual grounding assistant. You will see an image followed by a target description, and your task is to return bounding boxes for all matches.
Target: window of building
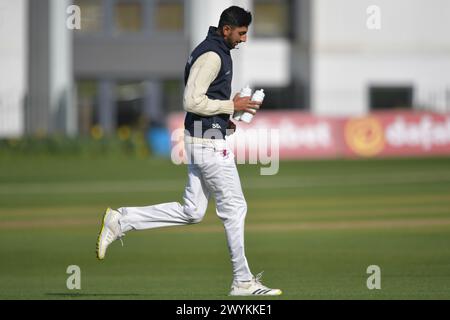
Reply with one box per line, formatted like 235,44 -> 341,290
154,1 -> 184,32
115,1 -> 143,33
162,80 -> 183,112
253,0 -> 291,38
252,85 -> 295,110
115,81 -> 146,129
74,0 -> 103,33
369,86 -> 413,110
76,80 -> 98,136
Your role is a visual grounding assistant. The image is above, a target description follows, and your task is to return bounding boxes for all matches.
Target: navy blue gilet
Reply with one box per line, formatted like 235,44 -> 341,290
184,26 -> 233,139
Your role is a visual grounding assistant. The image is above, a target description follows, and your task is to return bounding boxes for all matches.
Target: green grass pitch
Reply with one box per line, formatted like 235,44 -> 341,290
1,155 -> 450,299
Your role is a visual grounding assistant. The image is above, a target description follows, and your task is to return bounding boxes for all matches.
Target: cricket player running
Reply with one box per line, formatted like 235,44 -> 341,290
96,6 -> 282,297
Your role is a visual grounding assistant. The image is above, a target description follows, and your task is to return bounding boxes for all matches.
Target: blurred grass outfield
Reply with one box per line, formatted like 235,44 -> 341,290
1,148 -> 450,299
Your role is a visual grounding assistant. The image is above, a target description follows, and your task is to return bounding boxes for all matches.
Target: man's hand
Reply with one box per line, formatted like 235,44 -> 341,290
233,93 -> 261,115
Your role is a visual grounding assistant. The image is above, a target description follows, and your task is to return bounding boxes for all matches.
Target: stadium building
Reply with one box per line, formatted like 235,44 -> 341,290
1,0 -> 449,138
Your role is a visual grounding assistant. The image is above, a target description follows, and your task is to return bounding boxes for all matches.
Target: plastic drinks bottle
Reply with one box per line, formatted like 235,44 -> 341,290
241,89 -> 265,123
233,85 -> 252,121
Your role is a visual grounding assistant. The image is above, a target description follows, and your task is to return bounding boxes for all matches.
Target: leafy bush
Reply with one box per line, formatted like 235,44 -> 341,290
0,131 -> 150,159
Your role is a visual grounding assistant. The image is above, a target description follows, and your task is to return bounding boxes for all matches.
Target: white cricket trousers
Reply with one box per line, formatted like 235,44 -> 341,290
118,139 -> 253,282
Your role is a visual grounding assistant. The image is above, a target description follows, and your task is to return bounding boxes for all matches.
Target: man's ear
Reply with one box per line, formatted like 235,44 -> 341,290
222,25 -> 232,36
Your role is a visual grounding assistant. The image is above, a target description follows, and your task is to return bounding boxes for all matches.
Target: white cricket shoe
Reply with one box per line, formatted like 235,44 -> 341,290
96,207 -> 124,260
229,272 -> 282,296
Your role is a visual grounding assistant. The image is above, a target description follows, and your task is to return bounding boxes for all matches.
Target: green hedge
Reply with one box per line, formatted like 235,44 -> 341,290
0,133 -> 150,158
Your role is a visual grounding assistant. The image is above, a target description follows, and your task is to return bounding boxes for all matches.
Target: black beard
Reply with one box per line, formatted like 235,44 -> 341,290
225,39 -> 233,49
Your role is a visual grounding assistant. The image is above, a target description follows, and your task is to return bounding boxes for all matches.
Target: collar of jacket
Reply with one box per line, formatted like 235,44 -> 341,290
206,26 -> 232,54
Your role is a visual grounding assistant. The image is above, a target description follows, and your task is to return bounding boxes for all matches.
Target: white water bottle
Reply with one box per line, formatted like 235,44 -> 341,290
233,85 -> 252,121
241,89 -> 265,123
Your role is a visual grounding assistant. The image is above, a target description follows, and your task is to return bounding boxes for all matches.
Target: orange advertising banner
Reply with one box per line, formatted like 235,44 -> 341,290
342,111 -> 450,158
168,111 -> 450,159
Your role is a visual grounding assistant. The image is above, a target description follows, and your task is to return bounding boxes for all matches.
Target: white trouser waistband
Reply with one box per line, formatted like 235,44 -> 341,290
184,135 -> 227,150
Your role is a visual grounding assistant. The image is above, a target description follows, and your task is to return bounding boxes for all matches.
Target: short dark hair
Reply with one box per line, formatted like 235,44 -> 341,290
218,6 -> 252,30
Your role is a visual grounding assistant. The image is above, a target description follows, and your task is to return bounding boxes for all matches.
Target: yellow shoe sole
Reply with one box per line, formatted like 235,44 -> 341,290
96,207 -> 111,260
